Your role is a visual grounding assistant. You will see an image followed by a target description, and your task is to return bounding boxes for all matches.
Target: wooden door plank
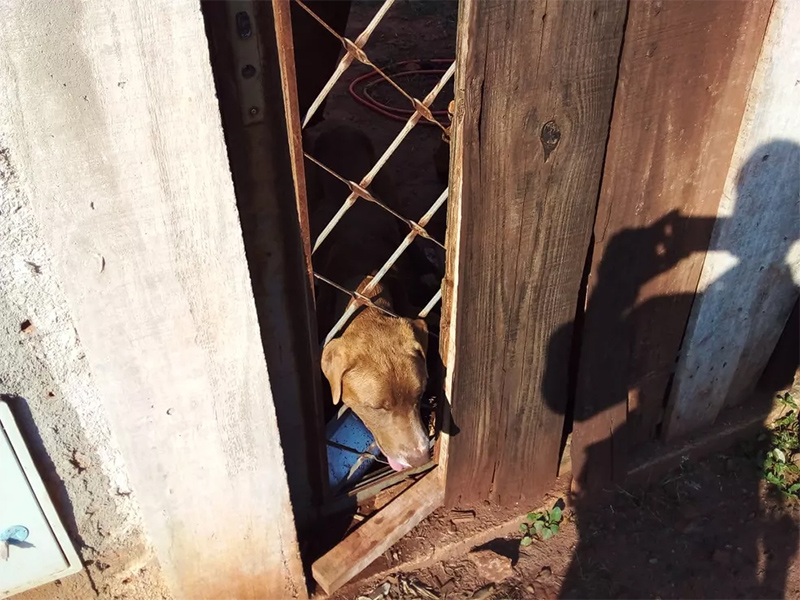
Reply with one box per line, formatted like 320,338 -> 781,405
0,1 -> 306,598
571,0 -> 772,489
445,0 -> 627,505
665,0 -> 800,439
311,471 -> 444,595
435,0 -> 471,491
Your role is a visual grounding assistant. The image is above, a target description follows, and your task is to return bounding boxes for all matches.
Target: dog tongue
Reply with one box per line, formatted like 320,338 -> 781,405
387,456 -> 406,472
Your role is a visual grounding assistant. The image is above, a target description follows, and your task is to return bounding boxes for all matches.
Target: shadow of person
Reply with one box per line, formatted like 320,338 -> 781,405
541,140 -> 800,598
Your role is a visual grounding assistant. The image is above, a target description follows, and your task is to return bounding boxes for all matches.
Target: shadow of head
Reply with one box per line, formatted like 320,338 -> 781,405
726,139 -> 800,253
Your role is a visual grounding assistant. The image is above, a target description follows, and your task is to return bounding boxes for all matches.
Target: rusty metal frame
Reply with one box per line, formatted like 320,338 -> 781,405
273,0 -> 453,347
271,0 -> 457,517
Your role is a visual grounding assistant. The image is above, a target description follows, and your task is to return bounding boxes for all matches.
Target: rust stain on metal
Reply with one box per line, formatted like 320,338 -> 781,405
271,0 -> 315,298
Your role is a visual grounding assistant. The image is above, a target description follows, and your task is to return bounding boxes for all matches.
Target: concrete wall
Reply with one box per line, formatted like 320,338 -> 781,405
1,0 -> 305,597
665,0 -> 800,438
0,145 -> 170,599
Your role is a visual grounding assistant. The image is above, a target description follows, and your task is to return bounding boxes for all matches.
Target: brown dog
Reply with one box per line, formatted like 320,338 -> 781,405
306,122 -> 431,471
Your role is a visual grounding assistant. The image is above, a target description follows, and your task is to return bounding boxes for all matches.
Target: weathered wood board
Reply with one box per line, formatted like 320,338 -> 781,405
0,0 -> 306,598
571,0 -> 772,488
665,0 -> 800,439
312,471 -> 444,595
445,0 -> 627,505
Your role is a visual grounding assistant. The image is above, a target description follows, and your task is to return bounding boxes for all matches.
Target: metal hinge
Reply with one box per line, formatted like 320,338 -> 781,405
225,1 -> 266,125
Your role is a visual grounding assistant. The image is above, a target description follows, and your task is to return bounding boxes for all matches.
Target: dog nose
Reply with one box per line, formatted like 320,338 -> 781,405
386,442 -> 430,472
405,450 -> 430,467
402,441 -> 431,468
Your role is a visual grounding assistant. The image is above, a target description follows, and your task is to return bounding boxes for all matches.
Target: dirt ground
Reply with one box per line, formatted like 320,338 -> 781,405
331,438 -> 800,600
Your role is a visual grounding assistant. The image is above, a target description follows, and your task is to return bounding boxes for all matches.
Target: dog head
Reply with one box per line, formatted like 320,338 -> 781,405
321,309 -> 430,471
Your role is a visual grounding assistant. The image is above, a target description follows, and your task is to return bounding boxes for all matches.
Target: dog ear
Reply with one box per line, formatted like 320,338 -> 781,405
410,318 -> 429,357
321,338 -> 350,405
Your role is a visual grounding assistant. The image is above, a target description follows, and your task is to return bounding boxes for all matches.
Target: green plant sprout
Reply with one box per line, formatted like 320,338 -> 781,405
519,503 -> 563,546
762,392 -> 800,499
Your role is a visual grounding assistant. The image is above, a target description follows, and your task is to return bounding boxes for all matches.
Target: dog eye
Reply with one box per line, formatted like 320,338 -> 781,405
358,403 -> 390,414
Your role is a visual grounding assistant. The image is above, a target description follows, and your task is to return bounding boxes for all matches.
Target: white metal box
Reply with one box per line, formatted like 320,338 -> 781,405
0,402 -> 82,598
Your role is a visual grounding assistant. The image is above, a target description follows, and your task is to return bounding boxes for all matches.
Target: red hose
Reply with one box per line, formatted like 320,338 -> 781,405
348,59 -> 454,126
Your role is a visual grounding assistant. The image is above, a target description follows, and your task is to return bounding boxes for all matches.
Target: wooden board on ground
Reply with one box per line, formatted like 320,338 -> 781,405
0,1 -> 306,598
444,0 -> 627,505
665,0 -> 800,439
312,471 -> 445,595
571,0 -> 772,489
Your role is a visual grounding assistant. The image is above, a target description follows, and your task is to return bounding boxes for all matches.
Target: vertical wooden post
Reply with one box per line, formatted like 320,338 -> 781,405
444,0 -> 627,505
665,0 -> 800,438
0,0 -> 306,598
571,0 -> 772,489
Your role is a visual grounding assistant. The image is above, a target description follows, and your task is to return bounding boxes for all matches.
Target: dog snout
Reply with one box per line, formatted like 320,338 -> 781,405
378,414 -> 431,471
397,422 -> 431,468
403,445 -> 431,468
387,445 -> 430,472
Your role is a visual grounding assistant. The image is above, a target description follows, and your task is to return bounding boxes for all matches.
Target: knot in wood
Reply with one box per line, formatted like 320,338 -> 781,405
540,120 -> 561,162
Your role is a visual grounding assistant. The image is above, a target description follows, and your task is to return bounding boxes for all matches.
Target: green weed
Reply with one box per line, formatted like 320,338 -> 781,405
519,502 -> 563,546
762,393 -> 800,499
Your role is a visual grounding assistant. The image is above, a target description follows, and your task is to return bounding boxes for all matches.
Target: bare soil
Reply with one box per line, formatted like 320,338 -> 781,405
332,443 -> 800,600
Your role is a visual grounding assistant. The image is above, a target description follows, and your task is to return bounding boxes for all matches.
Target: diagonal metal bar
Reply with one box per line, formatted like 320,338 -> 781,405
314,272 -> 404,321
299,0 -> 395,128
291,0 -> 451,348
294,0 -> 448,134
316,271 -> 442,346
323,189 -> 448,345
311,62 -> 455,254
305,151 -> 445,250
418,289 -> 442,319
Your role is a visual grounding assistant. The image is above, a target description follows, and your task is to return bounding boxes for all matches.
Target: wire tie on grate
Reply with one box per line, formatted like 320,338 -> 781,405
408,221 -> 445,249
410,221 -> 427,238
351,290 -> 373,309
341,37 -> 370,66
346,180 -> 378,204
411,98 -> 436,124
304,151 -> 381,207
309,64 -> 455,254
314,272 -> 403,320
298,0 -> 395,127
